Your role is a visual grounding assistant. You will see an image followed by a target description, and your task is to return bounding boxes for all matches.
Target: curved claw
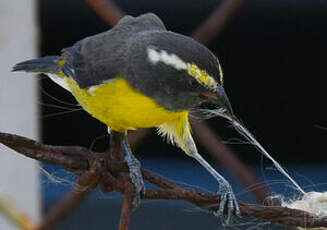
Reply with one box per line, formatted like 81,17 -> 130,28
214,183 -> 240,225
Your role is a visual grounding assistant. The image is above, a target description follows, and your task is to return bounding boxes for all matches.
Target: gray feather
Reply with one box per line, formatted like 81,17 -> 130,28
62,13 -> 166,88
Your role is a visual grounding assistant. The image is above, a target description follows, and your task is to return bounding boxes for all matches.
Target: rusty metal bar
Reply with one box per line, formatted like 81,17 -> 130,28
118,196 -> 133,230
85,0 -> 125,26
36,188 -> 91,230
192,0 -> 247,44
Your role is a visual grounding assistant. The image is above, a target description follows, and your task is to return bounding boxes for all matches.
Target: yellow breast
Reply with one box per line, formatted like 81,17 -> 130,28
66,77 -> 188,132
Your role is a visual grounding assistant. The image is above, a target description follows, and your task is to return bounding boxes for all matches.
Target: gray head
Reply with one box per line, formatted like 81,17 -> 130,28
123,28 -> 233,117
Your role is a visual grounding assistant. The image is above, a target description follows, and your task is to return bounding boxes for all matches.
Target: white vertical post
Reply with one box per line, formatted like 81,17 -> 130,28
0,0 -> 40,228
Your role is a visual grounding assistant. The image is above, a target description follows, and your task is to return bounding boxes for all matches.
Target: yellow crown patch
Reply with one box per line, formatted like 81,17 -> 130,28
187,63 -> 218,92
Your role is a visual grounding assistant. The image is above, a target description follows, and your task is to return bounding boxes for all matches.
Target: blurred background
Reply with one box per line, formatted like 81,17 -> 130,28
1,0 -> 327,229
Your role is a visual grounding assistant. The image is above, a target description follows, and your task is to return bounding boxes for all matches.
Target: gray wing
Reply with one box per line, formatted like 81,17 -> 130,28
62,13 -> 166,88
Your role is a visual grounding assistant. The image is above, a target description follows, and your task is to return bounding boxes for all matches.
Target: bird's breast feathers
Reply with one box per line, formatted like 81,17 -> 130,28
65,76 -> 188,132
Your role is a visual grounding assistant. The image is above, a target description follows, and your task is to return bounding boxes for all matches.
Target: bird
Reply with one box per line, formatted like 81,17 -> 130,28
13,13 -> 240,222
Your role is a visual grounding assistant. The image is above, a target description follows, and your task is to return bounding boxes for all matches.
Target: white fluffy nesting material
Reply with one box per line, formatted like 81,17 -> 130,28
282,192 -> 327,230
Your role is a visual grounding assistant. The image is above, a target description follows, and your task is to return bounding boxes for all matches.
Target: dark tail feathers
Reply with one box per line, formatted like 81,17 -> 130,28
12,56 -> 62,74
12,56 -> 74,77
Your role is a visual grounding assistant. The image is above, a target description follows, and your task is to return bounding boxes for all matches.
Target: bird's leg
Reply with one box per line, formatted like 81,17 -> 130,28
187,137 -> 240,224
120,133 -> 145,210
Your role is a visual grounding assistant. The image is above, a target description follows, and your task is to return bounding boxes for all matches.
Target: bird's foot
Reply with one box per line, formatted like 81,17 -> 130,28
214,182 -> 240,225
125,155 -> 145,210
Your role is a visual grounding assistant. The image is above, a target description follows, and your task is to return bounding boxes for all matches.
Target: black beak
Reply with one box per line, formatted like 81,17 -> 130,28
216,85 -> 234,117
195,85 -> 234,120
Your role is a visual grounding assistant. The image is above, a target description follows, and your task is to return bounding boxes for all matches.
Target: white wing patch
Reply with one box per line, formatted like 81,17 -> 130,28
47,74 -> 71,92
147,47 -> 188,70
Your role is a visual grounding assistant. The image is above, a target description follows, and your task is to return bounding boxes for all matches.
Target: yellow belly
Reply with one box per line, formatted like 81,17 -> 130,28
66,77 -> 188,132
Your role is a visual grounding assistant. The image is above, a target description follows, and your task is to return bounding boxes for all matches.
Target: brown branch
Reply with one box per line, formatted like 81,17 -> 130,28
1,131 -> 326,229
